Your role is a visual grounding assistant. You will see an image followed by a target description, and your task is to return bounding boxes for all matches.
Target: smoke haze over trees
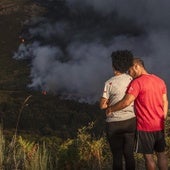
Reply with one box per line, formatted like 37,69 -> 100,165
14,0 -> 170,103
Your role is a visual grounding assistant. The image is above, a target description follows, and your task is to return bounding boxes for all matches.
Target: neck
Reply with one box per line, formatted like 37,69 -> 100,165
141,69 -> 148,75
114,71 -> 123,76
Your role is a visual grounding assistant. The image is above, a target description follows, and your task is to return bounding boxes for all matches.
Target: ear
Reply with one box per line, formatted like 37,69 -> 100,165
133,64 -> 138,70
134,64 -> 138,70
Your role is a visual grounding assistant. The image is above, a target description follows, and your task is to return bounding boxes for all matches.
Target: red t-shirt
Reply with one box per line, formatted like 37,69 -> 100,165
127,74 -> 167,131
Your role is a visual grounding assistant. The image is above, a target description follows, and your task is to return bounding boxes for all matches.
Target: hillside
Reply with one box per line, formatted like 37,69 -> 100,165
0,0 -> 169,139
0,0 -> 105,138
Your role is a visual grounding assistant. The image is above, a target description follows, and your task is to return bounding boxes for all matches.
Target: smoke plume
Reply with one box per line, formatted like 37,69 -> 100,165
14,0 -> 170,103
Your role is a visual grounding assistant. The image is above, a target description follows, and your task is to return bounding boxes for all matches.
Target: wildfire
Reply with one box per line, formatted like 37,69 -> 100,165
21,38 -> 25,43
19,36 -> 25,43
42,90 -> 47,95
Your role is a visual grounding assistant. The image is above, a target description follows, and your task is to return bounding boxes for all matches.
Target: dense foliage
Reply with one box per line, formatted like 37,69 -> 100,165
0,121 -> 170,169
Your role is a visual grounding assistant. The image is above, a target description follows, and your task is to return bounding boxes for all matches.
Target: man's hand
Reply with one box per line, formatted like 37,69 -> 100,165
106,106 -> 112,116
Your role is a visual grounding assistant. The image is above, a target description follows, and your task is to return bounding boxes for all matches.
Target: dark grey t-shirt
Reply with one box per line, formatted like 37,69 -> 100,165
102,73 -> 135,122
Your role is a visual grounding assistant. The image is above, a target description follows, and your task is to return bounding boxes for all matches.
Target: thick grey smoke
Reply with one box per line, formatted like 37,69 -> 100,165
14,0 -> 170,103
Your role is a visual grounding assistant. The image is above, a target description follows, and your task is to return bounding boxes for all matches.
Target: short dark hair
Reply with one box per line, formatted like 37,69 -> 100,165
133,58 -> 145,67
111,50 -> 134,73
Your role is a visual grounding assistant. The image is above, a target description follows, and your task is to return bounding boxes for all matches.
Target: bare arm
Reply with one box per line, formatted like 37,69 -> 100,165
100,97 -> 109,110
162,93 -> 168,119
106,94 -> 135,115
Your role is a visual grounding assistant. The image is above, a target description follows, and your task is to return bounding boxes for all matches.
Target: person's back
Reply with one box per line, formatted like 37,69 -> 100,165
100,50 -> 136,170
128,74 -> 166,131
104,73 -> 135,122
126,58 -> 168,170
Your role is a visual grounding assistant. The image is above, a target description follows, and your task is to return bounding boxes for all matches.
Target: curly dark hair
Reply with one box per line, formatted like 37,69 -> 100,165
111,50 -> 134,73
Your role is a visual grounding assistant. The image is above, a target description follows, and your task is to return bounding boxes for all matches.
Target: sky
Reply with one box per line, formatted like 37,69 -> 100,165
14,0 -> 170,103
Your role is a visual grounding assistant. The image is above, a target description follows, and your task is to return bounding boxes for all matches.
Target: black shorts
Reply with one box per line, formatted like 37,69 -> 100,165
135,130 -> 166,154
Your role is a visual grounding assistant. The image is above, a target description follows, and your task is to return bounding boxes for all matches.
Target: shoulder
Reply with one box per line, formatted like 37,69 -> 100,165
105,77 -> 113,83
151,74 -> 166,84
121,74 -> 133,84
151,74 -> 164,80
128,77 -> 141,89
104,77 -> 115,87
132,74 -> 148,83
124,74 -> 133,80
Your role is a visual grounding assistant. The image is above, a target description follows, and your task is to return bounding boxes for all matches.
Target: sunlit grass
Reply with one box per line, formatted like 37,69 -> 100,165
0,119 -> 170,169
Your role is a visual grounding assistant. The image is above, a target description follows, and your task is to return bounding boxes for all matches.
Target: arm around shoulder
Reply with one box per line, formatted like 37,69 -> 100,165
107,93 -> 135,113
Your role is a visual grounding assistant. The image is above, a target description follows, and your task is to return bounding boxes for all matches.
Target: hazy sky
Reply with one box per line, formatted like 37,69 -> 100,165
14,0 -> 170,103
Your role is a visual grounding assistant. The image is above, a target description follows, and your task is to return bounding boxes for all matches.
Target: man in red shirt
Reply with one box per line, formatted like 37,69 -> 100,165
106,58 -> 168,170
